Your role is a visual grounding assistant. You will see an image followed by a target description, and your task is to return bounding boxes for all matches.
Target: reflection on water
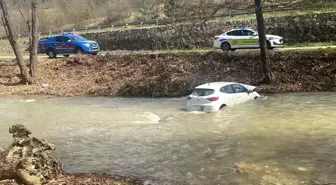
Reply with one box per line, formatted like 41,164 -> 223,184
0,93 -> 336,184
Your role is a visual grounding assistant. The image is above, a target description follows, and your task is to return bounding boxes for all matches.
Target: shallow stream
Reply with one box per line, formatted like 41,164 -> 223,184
0,93 -> 335,184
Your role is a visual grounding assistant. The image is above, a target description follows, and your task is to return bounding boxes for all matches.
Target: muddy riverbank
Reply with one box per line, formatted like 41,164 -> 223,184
0,174 -> 145,185
0,49 -> 335,97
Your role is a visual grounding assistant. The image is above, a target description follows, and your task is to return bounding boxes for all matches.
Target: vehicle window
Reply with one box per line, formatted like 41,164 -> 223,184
63,36 -> 71,42
232,84 -> 248,93
220,85 -> 235,94
72,35 -> 87,41
192,88 -> 215,96
227,30 -> 242,36
55,36 -> 64,42
243,30 -> 255,36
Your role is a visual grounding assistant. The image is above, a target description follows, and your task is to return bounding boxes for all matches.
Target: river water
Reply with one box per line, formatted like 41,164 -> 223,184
0,93 -> 336,185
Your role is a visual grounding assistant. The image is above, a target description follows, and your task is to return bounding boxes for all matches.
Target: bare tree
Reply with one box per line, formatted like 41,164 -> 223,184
202,0 -> 274,83
13,0 -> 32,53
30,0 -> 38,78
0,0 -> 32,84
200,0 -> 254,23
254,0 -> 274,84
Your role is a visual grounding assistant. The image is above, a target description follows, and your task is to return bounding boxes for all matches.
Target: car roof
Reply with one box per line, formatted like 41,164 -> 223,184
50,33 -> 78,38
226,28 -> 255,32
195,82 -> 236,89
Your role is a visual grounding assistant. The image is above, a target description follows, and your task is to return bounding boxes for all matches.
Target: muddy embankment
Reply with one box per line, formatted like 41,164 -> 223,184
0,50 -> 335,97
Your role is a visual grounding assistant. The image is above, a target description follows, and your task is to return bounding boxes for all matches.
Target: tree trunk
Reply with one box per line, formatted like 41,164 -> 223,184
254,0 -> 274,84
30,0 -> 38,79
0,0 -> 31,84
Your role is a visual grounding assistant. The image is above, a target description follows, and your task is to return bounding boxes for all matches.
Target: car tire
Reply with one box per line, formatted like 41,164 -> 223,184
266,41 -> 274,50
221,42 -> 231,52
219,104 -> 227,110
230,49 -> 237,51
76,48 -> 84,55
47,49 -> 57,59
63,55 -> 70,58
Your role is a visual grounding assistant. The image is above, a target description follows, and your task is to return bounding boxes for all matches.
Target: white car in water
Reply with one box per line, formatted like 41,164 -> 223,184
186,82 -> 261,112
213,27 -> 284,51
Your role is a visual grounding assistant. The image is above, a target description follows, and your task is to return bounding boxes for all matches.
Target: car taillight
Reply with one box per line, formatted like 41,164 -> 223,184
207,97 -> 219,101
188,96 -> 192,100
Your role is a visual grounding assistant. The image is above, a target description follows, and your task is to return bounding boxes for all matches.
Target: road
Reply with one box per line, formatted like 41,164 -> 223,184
281,45 -> 336,51
0,46 -> 335,59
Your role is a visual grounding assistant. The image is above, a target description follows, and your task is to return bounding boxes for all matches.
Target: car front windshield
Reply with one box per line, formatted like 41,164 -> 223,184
192,88 -> 215,96
72,35 -> 87,41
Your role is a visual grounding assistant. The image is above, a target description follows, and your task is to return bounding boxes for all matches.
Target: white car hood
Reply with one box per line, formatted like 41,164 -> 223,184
266,34 -> 282,39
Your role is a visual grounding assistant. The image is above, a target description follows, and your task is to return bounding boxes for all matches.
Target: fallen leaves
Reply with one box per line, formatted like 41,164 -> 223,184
0,50 -> 335,97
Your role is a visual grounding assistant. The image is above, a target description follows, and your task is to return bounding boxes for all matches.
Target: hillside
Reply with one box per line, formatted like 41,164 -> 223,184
0,0 -> 335,36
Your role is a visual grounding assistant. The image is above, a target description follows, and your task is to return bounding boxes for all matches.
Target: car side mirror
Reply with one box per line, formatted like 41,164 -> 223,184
253,33 -> 258,36
67,40 -> 72,43
248,89 -> 254,94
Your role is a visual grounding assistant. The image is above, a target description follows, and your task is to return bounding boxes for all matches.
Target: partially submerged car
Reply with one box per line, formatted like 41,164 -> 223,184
213,26 -> 284,51
187,82 -> 261,112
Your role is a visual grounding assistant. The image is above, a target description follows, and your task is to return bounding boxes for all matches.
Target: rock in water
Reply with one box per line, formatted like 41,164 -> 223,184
0,124 -> 63,184
297,167 -> 308,172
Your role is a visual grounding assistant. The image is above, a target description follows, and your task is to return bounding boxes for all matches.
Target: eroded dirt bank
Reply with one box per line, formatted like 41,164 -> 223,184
0,50 -> 335,97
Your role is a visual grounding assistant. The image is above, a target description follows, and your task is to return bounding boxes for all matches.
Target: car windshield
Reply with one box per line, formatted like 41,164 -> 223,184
72,35 -> 87,41
192,88 -> 215,96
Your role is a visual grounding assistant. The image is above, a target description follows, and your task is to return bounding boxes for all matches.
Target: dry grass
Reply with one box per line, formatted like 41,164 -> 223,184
0,39 -> 29,56
70,7 -> 336,35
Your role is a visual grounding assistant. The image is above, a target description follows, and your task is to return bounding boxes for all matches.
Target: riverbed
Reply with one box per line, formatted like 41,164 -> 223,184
0,93 -> 335,184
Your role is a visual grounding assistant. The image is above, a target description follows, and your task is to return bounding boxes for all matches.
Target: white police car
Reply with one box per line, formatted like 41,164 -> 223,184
213,26 -> 284,51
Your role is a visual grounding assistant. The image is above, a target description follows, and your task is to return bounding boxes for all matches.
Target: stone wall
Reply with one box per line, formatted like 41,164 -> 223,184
82,12 -> 336,51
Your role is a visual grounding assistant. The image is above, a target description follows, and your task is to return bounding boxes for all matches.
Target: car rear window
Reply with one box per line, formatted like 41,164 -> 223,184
192,88 -> 215,96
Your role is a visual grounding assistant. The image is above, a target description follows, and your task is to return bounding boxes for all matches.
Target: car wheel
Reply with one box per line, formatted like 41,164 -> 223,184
47,49 -> 56,58
266,41 -> 274,50
230,49 -> 237,51
63,55 -> 70,58
221,42 -> 231,52
219,104 -> 227,110
76,48 -> 84,55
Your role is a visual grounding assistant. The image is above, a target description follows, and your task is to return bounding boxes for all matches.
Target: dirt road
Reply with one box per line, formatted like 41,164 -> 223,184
0,46 -> 335,59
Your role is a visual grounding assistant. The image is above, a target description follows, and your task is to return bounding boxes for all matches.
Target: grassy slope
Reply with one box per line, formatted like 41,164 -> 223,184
1,8 -> 335,38
0,8 -> 334,56
70,8 -> 336,35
